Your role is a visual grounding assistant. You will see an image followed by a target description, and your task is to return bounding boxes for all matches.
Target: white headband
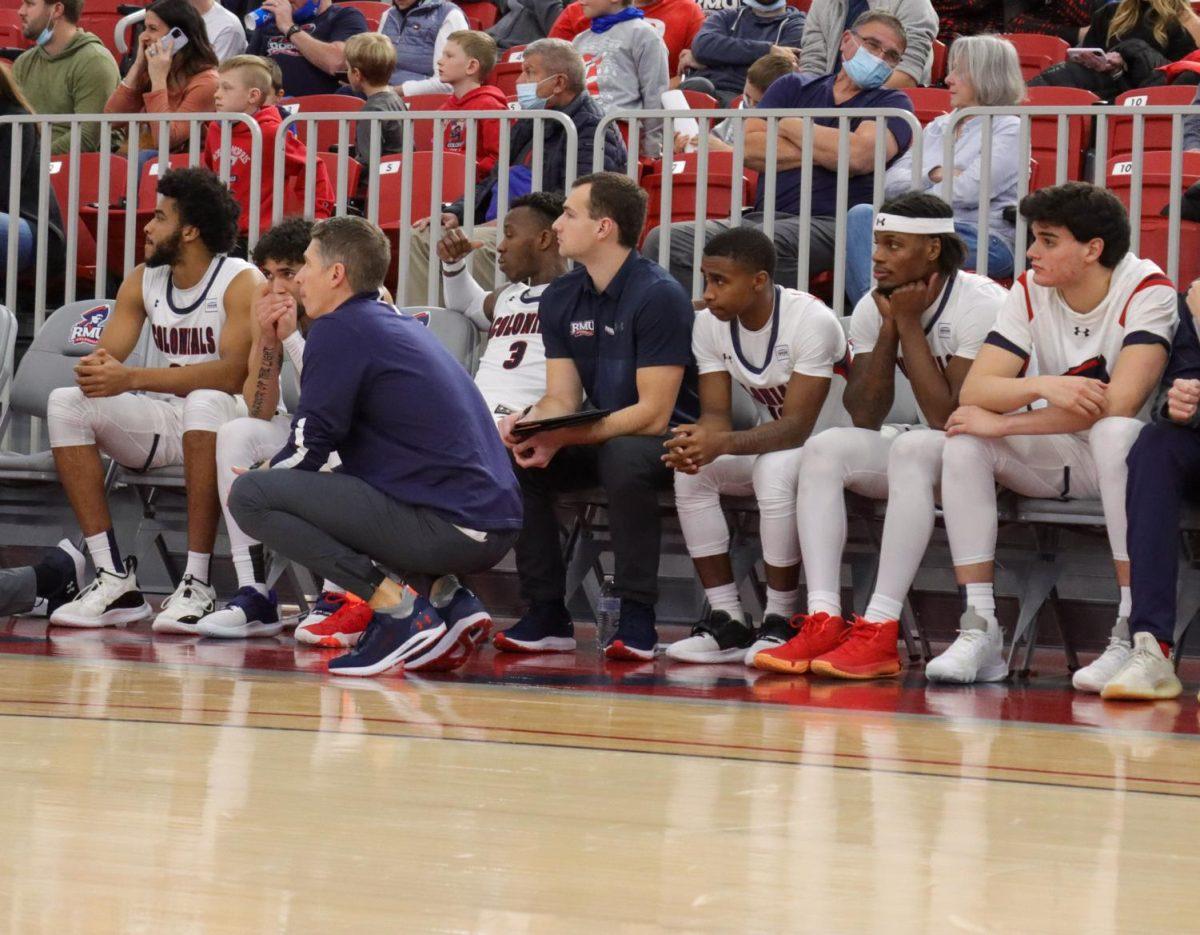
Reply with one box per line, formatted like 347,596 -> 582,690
874,213 -> 957,235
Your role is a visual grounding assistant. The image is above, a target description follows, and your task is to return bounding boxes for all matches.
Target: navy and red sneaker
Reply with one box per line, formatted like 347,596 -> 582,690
327,589 -> 446,677
407,575 -> 494,672
493,600 -> 576,653
604,599 -> 658,662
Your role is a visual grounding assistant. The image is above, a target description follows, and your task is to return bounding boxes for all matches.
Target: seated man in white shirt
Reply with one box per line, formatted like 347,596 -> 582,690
191,0 -> 248,61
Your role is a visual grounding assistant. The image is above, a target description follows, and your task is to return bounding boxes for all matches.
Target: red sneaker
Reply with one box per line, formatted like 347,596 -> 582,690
810,617 -> 902,679
295,592 -> 373,648
753,613 -> 848,674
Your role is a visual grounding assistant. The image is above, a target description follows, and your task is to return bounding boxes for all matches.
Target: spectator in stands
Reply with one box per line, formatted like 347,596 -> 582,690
928,183 -> 1176,688
550,0 -> 706,76
438,193 -> 567,423
673,49 -> 793,153
344,33 -> 404,157
230,216 -> 521,677
435,31 -> 509,180
931,0 -> 998,44
1005,0 -> 1092,44
0,542 -> 84,620
490,0 -> 565,50
678,0 -> 805,106
46,167 -> 259,632
492,172 -> 698,661
571,0 -> 670,157
380,0 -> 470,96
205,55 -> 333,235
844,34 -> 1025,305
1105,280 -> 1200,701
190,0 -> 249,61
0,66 -> 64,276
406,38 -> 626,303
1029,0 -> 1200,96
799,0 -> 937,88
12,0 -> 119,155
644,11 -> 915,293
248,0 -> 367,97
104,0 -> 220,154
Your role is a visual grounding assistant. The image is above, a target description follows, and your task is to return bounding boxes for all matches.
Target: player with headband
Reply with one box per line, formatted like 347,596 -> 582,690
754,192 -> 1007,679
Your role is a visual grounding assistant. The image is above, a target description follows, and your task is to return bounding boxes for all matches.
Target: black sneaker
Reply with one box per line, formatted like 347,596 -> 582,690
37,539 -> 86,617
666,608 -> 755,664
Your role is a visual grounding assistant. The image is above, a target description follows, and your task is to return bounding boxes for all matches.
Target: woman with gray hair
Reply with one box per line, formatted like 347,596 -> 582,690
844,34 -> 1025,305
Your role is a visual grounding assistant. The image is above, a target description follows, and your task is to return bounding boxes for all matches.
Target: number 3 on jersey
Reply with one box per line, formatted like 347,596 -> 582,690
503,340 -> 527,370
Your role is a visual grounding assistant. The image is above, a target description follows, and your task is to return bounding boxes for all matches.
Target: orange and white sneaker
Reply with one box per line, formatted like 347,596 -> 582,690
753,612 -> 848,674
810,617 -> 902,679
295,591 -> 372,648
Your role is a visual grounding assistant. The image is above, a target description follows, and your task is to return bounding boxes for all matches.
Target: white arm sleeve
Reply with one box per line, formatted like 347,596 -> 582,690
443,263 -> 491,331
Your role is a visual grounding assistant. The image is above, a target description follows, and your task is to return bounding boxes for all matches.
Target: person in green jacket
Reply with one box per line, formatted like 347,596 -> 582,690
13,0 -> 121,154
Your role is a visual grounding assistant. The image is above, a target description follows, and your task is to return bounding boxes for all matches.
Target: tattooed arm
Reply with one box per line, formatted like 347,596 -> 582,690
242,282 -> 287,420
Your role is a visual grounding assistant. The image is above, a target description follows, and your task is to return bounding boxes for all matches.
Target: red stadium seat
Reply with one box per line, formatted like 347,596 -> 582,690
1107,150 -> 1200,287
680,89 -> 719,110
901,86 -> 951,126
403,92 -> 452,150
79,12 -> 130,60
337,0 -> 390,29
1110,85 -> 1198,162
1023,86 -> 1098,189
502,44 -> 526,62
0,9 -> 30,48
279,94 -> 365,154
490,61 -> 524,99
640,152 -> 756,246
457,0 -> 496,28
49,153 -> 129,283
929,38 -> 947,85
785,0 -> 811,12
997,33 -> 1068,82
316,151 -> 363,200
375,151 -> 466,283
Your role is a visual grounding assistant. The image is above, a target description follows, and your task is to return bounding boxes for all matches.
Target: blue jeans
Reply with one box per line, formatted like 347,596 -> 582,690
844,203 -> 1016,306
0,213 -> 34,274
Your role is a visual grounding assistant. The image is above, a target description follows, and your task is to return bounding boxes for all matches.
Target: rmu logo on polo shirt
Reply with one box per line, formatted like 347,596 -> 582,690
570,320 -> 595,338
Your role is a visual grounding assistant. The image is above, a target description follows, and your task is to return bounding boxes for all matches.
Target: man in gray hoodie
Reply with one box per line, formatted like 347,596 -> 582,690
489,0 -> 565,49
798,0 -> 936,87
13,0 -> 120,154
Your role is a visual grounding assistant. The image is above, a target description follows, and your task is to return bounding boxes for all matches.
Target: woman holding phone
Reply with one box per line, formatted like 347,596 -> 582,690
1029,0 -> 1200,97
104,0 -> 220,153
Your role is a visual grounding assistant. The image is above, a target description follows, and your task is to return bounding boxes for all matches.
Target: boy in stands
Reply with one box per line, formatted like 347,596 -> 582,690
929,182 -> 1176,685
205,54 -> 333,234
344,32 -> 404,158
755,193 -> 1007,678
438,192 -> 567,422
47,167 -> 259,630
663,227 -> 848,665
435,30 -> 509,181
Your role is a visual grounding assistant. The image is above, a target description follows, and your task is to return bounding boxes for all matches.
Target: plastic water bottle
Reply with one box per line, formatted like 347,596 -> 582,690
596,576 -> 620,652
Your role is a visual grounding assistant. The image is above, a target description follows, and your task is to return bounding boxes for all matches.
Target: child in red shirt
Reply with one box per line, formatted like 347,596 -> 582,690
435,31 -> 509,182
204,55 -> 333,232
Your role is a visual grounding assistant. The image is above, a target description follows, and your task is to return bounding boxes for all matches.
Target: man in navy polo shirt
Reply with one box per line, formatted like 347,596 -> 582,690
249,0 -> 367,96
494,171 -> 700,661
643,10 -> 915,294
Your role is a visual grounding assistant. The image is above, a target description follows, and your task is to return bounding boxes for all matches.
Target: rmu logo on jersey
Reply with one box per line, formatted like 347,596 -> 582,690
70,305 -> 110,345
1065,355 -> 1109,382
570,319 -> 595,338
490,311 -> 540,338
152,324 -> 217,357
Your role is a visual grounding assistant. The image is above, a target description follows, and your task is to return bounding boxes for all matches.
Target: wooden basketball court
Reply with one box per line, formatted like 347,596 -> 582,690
0,616 -> 1196,933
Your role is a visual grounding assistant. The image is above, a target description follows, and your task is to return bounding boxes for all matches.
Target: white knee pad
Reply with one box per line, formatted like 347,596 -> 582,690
674,464 -> 731,559
182,389 -> 239,435
941,433 -> 999,485
887,429 -> 945,494
752,448 -> 802,568
46,385 -> 94,448
1089,416 -> 1145,563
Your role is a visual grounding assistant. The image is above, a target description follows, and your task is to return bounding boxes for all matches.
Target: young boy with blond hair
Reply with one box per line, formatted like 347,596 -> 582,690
435,30 -> 508,181
344,32 -> 404,158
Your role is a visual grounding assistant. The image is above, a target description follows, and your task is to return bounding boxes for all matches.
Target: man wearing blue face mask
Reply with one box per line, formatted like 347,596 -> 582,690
799,0 -> 937,87
247,0 -> 367,96
679,0 -> 806,107
643,11 -> 914,295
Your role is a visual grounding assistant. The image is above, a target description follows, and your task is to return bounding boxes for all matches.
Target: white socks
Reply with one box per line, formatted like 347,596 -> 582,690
965,582 -> 997,627
1118,586 -> 1132,620
185,551 -> 211,583
85,531 -> 120,575
705,582 -> 743,618
808,590 -> 842,618
764,587 -> 798,620
863,594 -> 903,625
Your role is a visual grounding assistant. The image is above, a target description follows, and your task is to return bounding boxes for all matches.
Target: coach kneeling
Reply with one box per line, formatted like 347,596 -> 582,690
229,217 -> 522,677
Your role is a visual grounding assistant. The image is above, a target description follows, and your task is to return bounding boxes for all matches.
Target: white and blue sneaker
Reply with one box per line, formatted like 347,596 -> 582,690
197,587 -> 283,639
408,575 -> 493,672
327,589 -> 447,677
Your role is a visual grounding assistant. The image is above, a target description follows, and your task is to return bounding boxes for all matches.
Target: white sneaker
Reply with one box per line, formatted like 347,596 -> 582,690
742,613 -> 793,666
1072,633 -> 1133,694
49,559 -> 151,629
196,586 -> 283,639
924,609 -> 1008,683
666,610 -> 754,664
1100,632 -> 1182,700
151,574 -> 218,634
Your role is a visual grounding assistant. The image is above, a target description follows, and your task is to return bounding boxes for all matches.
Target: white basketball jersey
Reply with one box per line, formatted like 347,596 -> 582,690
474,282 -> 549,419
693,286 -> 849,426
988,253 -> 1177,385
142,254 -> 255,368
849,271 -> 1007,373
